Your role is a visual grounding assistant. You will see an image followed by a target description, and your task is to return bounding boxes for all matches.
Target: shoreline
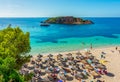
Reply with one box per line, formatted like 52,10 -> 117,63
30,45 -> 120,56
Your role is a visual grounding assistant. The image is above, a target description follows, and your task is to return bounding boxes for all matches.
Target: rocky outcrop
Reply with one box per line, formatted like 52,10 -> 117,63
44,16 -> 93,24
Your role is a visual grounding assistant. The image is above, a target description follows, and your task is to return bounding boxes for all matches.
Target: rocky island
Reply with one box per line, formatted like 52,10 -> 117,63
44,16 -> 93,24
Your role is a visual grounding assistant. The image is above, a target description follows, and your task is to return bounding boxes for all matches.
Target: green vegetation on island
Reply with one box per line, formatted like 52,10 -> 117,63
0,26 -> 32,82
44,16 -> 93,24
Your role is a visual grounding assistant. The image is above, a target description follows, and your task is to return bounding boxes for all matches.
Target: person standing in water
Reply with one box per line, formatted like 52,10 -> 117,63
90,43 -> 93,50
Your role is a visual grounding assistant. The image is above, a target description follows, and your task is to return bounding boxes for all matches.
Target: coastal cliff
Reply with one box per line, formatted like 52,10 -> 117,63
44,16 -> 93,24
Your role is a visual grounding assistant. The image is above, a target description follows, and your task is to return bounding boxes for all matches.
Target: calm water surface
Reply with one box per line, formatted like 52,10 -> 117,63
0,17 -> 120,54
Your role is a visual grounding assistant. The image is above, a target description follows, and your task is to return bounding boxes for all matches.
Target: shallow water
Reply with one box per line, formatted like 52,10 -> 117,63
0,17 -> 120,54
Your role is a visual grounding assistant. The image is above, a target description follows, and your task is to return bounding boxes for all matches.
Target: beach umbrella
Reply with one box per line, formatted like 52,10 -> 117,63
28,64 -> 34,70
68,61 -> 73,65
41,77 -> 49,82
19,69 -> 25,75
66,53 -> 72,56
37,54 -> 43,58
60,75 -> 67,81
31,77 -> 36,82
59,69 -> 66,75
54,62 -> 58,66
92,59 -> 98,63
71,61 -> 76,65
58,54 -> 63,56
88,55 -> 94,59
76,52 -> 82,55
72,66 -> 78,70
37,76 -> 44,82
23,64 -> 28,68
59,63 -> 64,67
30,60 -> 36,64
85,52 -> 92,56
22,70 -> 29,75
97,64 -> 106,69
36,58 -> 42,62
102,52 -> 106,54
61,58 -> 67,62
55,67 -> 60,72
45,69 -> 51,73
75,73 -> 83,79
79,56 -> 84,60
48,54 -> 53,57
76,55 -> 80,59
48,76 -> 54,81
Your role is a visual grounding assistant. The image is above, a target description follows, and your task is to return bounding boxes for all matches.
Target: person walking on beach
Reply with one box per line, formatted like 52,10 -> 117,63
119,50 -> 120,54
115,46 -> 118,50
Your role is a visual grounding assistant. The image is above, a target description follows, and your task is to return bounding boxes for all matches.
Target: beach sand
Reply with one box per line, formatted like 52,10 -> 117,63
30,46 -> 120,82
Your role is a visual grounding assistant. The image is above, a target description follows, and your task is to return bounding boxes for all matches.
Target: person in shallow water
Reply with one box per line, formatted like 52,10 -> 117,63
90,43 -> 93,50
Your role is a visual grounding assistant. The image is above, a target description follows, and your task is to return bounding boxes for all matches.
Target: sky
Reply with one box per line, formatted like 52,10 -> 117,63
0,0 -> 120,17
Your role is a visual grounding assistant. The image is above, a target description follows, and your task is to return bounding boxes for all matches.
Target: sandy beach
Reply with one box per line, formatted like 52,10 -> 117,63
22,46 -> 120,82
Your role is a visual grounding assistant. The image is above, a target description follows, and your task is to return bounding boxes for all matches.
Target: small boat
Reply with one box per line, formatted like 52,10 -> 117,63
40,23 -> 50,26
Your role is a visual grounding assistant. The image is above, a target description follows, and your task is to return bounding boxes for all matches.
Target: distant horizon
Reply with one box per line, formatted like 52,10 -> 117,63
0,16 -> 120,18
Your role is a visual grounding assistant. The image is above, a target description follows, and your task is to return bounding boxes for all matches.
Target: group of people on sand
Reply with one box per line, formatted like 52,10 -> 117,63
115,46 -> 120,54
19,50 -> 109,82
99,46 -> 120,59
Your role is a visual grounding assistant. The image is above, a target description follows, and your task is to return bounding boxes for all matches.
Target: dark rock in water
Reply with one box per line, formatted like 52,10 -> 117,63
96,38 -> 99,40
59,41 -> 67,43
40,21 -> 44,23
36,41 -> 42,43
52,40 -> 58,43
44,16 -> 93,25
40,23 -> 50,26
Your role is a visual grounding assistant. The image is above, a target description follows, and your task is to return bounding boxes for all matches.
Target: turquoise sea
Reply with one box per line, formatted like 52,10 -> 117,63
0,17 -> 120,54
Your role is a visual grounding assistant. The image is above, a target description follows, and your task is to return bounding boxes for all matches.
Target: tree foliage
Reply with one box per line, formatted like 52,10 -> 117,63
0,57 -> 24,82
0,27 -> 31,59
0,26 -> 31,82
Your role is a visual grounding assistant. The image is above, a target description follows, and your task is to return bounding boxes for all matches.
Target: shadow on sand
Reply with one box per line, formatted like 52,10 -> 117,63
106,72 -> 115,77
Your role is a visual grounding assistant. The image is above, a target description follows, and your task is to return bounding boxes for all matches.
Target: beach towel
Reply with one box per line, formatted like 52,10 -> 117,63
99,59 -> 107,65
58,80 -> 63,82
